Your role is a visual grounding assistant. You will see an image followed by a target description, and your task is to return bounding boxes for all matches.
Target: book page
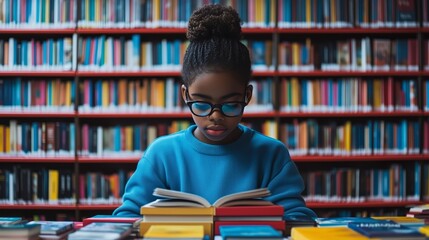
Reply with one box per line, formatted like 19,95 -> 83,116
153,188 -> 211,207
213,188 -> 271,207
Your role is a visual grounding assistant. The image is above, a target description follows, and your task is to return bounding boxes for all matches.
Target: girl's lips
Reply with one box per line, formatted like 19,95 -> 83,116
206,128 -> 226,136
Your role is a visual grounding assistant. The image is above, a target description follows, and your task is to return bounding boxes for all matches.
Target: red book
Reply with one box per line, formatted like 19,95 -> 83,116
215,205 -> 284,217
83,215 -> 141,226
214,221 -> 286,235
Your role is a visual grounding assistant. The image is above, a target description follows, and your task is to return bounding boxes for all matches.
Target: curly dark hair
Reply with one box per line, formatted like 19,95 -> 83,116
181,4 -> 252,87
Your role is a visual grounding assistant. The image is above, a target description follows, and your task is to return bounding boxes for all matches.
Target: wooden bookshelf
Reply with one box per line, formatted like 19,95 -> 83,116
291,155 -> 429,163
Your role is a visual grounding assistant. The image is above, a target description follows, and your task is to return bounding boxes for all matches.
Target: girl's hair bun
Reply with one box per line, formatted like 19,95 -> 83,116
186,4 -> 242,42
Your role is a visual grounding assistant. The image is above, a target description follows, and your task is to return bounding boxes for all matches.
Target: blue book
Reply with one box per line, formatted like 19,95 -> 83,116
316,217 -> 380,227
0,217 -> 22,224
219,225 -> 282,240
28,221 -> 73,235
348,220 -> 425,239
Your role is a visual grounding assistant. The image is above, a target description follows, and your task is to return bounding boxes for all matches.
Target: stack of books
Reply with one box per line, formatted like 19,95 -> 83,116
292,217 -> 427,240
139,187 -> 276,239
0,223 -> 41,240
283,215 -> 316,236
27,221 -> 74,240
407,204 -> 429,221
67,222 -> 132,240
82,215 -> 142,237
143,224 -> 206,240
214,205 -> 285,236
216,225 -> 283,240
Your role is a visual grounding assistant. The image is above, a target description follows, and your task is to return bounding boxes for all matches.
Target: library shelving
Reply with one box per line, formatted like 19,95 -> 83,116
1,0 -> 429,220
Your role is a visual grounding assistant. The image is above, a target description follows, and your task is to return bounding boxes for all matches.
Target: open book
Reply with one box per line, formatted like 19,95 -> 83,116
145,188 -> 273,208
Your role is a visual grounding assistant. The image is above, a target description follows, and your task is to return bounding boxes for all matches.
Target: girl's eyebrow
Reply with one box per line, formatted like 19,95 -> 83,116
190,92 -> 242,100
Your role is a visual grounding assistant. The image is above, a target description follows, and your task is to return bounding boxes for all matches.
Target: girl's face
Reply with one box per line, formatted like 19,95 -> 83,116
182,71 -> 252,145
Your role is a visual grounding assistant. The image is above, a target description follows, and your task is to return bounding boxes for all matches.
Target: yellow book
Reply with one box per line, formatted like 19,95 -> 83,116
144,225 -> 204,239
0,125 -> 4,153
291,226 -> 375,240
420,225 -> 429,236
330,0 -> 336,23
344,121 -> 352,152
125,126 -> 133,151
49,169 -> 59,202
140,222 -> 212,237
153,0 -> 160,24
140,206 -> 215,216
372,216 -> 424,226
291,77 -> 300,108
306,0 -> 311,25
5,126 -> 10,153
65,81 -> 71,107
102,80 -> 109,107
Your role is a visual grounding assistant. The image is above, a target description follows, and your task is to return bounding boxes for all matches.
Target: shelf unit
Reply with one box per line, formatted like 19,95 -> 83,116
1,0 -> 429,220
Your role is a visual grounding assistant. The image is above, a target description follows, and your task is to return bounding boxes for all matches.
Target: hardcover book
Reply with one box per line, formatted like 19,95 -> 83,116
348,220 -> 425,239
27,221 -> 74,235
143,224 -> 204,239
219,225 -> 282,240
315,217 -> 380,227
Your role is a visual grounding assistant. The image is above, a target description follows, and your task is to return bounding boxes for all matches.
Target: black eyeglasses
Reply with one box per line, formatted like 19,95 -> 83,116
185,90 -> 247,117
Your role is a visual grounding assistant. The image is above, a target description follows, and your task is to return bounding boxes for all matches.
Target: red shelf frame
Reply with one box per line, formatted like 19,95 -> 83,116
0,156 -> 75,163
307,200 -> 423,208
292,154 -> 429,162
277,71 -> 421,77
77,112 -> 277,118
0,204 -> 77,210
277,28 -> 420,34
0,29 -> 76,35
76,27 -> 275,35
0,112 -> 76,118
0,71 -> 76,77
76,71 -> 181,77
278,111 -> 424,118
78,157 -> 140,163
77,204 -> 120,210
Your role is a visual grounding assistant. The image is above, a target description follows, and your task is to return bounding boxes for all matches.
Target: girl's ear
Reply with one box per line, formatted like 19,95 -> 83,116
245,84 -> 253,104
181,85 -> 188,103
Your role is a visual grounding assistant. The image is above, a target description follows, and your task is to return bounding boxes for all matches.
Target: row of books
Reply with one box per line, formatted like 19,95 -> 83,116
279,119 -> 424,156
280,78 -> 418,112
302,163 -> 421,202
279,0 -> 418,28
0,36 -> 425,72
78,170 -> 133,205
77,36 -> 274,71
0,37 -> 74,71
0,78 -> 75,112
79,121 -> 189,157
0,121 -> 75,156
279,38 -> 418,71
0,0 -> 76,29
0,166 -> 75,204
2,0 -> 425,29
1,77 -> 427,112
1,119 -> 428,156
78,0 -> 276,28
0,166 -> 133,205
78,78 -> 274,113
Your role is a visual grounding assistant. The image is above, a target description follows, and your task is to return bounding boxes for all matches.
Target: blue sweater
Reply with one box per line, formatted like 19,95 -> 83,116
113,124 -> 316,218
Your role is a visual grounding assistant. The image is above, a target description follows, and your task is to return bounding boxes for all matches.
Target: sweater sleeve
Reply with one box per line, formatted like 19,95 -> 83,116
112,156 -> 167,217
265,157 -> 317,218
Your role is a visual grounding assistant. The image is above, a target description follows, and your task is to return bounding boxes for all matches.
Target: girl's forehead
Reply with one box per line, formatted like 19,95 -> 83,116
189,72 -> 245,92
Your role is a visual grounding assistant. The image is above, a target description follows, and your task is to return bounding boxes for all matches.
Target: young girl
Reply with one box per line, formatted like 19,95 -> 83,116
113,4 -> 316,218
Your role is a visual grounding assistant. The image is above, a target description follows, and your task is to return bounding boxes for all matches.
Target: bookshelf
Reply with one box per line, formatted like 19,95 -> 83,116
0,0 -> 429,220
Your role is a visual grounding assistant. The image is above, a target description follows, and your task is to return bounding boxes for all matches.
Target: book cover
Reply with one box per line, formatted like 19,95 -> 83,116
315,217 -> 380,227
139,222 -> 213,237
219,225 -> 282,240
27,221 -> 73,235
0,224 -> 41,237
409,204 -> 429,213
291,226 -> 369,240
348,220 -> 425,238
0,217 -> 22,225
214,221 -> 285,235
215,205 -> 284,217
82,215 -> 141,226
143,225 -> 204,239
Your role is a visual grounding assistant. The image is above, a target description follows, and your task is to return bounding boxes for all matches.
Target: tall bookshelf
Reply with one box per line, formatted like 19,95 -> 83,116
0,0 -> 428,220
